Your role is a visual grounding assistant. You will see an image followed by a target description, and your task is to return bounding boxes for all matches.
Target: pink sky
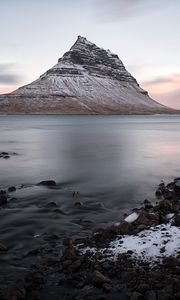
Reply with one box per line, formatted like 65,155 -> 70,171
142,74 -> 180,109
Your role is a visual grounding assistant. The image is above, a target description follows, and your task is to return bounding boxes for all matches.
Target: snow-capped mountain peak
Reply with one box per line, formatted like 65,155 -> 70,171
0,36 -> 175,114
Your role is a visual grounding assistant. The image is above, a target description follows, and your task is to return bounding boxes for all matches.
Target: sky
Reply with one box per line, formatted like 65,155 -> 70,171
0,0 -> 179,108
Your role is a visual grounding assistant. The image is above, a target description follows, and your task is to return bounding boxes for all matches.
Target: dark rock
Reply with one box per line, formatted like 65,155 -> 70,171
37,180 -> 57,186
0,194 -> 8,206
115,221 -> 136,235
157,289 -> 172,300
144,199 -> 153,210
156,199 -> 172,213
25,270 -> 45,286
135,212 -> 159,227
63,245 -> 78,260
136,284 -> 150,294
0,243 -> 8,251
74,201 -> 83,207
1,152 -> 8,155
121,270 -> 137,282
3,155 -> 10,159
173,214 -> 180,226
144,290 -> 156,300
91,270 -> 111,285
130,291 -> 143,300
69,259 -> 81,272
102,283 -> 112,292
8,186 -> 16,192
8,279 -> 26,300
174,178 -> 180,195
63,238 -> 73,246
163,257 -> 180,268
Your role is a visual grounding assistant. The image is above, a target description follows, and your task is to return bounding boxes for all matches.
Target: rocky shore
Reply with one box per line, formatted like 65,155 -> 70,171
1,179 -> 180,299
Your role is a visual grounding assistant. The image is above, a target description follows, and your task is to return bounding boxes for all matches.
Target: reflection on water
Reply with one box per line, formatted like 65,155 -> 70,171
0,115 -> 180,283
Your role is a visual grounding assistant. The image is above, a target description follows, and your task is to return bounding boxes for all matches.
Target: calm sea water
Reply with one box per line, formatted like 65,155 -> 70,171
0,115 -> 180,284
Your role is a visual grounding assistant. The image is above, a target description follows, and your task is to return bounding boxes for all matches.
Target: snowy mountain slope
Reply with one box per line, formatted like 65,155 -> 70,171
0,36 -> 176,114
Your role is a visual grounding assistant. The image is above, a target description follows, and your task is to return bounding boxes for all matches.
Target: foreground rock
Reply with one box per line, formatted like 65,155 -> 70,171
1,178 -> 180,300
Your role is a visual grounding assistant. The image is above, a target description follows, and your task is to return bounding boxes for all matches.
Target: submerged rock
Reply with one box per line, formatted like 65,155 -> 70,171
0,243 -> 8,251
8,186 -> 16,192
0,190 -> 8,206
37,180 -> 57,187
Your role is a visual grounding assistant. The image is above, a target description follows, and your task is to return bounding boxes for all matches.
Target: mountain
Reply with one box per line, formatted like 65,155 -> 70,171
0,36 -> 176,114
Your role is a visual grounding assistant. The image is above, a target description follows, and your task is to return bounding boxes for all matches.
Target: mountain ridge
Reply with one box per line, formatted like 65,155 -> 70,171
0,36 -> 177,114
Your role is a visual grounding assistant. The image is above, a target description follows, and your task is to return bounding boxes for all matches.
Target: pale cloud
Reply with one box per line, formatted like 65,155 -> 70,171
94,0 -> 168,22
0,63 -> 20,84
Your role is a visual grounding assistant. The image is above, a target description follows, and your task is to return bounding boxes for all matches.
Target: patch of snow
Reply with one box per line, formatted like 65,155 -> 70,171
79,224 -> 180,264
124,212 -> 139,223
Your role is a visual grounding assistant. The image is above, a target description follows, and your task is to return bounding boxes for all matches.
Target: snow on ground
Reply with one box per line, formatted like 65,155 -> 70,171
79,223 -> 180,265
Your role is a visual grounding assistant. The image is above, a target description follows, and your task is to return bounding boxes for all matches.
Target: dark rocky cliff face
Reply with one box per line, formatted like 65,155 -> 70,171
50,36 -> 137,83
0,36 -> 176,114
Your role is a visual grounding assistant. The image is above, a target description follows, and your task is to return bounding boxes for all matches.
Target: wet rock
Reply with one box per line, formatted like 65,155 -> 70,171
63,245 -> 78,260
135,212 -> 159,227
130,291 -> 143,300
37,180 -> 57,186
1,152 -> 8,155
121,270 -> 137,283
157,289 -> 172,300
25,270 -> 45,286
163,257 -> 180,268
156,182 -> 166,197
144,199 -> 153,210
136,224 -> 147,232
75,201 -> 83,207
173,214 -> 180,226
0,243 -> 8,251
155,199 -> 172,213
8,279 -> 26,300
102,283 -> 112,292
0,190 -> 8,206
144,290 -> 156,300
63,238 -> 73,246
136,284 -> 150,294
92,270 -> 111,285
69,259 -> 82,272
8,186 -> 16,192
174,178 -> 180,195
115,222 -> 136,235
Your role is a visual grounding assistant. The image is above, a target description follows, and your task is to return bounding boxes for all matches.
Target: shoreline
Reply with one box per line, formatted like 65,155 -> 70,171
1,179 -> 180,299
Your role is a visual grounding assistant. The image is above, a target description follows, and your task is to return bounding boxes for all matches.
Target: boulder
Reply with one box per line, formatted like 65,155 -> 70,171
155,199 -> 172,213
134,212 -> 159,227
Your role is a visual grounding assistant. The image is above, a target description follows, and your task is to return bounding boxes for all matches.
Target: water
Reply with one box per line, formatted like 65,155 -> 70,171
0,115 -> 180,285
